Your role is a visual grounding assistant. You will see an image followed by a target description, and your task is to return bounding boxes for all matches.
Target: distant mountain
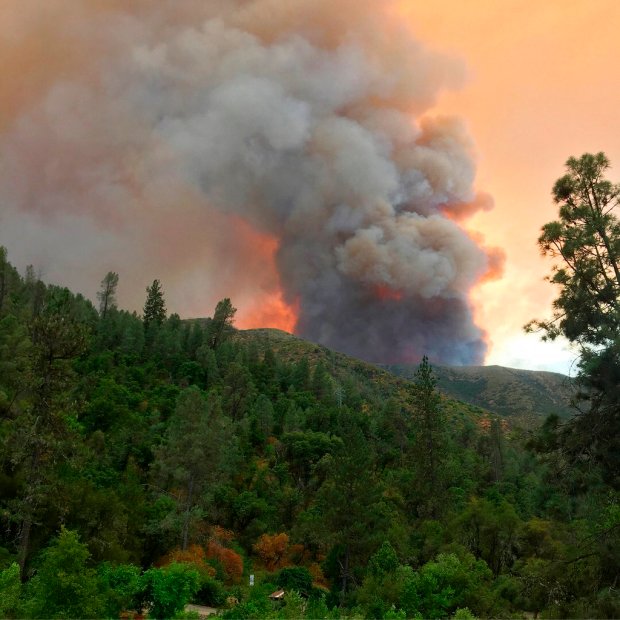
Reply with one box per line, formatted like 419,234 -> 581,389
236,328 -> 575,423
236,328 -> 410,397
235,328 -> 486,417
384,363 -> 575,421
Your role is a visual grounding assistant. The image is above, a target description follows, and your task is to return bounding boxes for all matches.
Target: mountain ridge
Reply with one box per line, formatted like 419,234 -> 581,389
235,327 -> 575,422
384,362 -> 574,422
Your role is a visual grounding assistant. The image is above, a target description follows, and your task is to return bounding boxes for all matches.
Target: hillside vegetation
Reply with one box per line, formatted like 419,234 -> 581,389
0,250 -> 618,619
386,363 -> 575,422
238,328 -> 575,422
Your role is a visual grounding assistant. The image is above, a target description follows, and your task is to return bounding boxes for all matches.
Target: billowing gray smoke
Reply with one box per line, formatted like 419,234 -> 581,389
0,0 -> 501,364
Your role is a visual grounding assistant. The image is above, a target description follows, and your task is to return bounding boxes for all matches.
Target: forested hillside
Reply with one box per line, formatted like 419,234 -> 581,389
385,364 -> 575,423
235,330 -> 574,425
0,248 -> 618,618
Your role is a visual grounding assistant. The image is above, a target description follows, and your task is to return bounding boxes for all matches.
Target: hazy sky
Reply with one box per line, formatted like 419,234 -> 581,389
1,1 -> 619,373
401,0 -> 620,373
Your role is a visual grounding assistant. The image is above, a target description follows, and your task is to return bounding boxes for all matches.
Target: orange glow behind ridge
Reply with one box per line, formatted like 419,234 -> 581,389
236,292 -> 300,333
231,220 -> 299,333
5,1 -> 620,370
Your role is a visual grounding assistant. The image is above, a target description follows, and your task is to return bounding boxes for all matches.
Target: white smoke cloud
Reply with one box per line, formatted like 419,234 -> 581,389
0,0 -> 500,363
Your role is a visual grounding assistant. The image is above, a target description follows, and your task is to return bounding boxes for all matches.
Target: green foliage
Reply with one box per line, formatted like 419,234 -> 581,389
528,152 -> 620,347
151,386 -> 226,549
305,594 -> 333,619
196,574 -> 227,607
368,541 -> 399,576
142,562 -> 201,619
281,430 -> 342,489
318,421 -> 385,598
220,582 -> 274,619
276,566 -> 313,596
0,247 -> 617,618
527,152 -> 620,488
222,361 -> 255,420
206,298 -> 237,349
356,545 -> 404,617
98,562 -> 142,617
402,553 -> 493,619
23,528 -> 105,619
455,497 -> 521,576
144,279 -> 167,329
0,562 -> 21,618
410,356 -> 449,518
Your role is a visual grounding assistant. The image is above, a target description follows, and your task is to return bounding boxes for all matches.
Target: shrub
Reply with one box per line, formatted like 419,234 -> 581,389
206,541 -> 244,584
23,528 -> 105,619
253,532 -> 289,571
142,562 -> 200,619
276,567 -> 313,597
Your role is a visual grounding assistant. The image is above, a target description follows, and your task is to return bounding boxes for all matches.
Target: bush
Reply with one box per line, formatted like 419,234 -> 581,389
0,563 -> 21,617
195,575 -> 227,607
206,541 -> 244,584
98,562 -> 142,617
142,562 -> 201,619
400,553 -> 493,619
276,566 -> 313,596
253,532 -> 289,571
23,528 -> 105,619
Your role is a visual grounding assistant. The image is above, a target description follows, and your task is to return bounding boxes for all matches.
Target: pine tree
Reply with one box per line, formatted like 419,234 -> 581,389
143,279 -> 166,329
206,298 -> 236,349
11,290 -> 88,574
527,153 -> 620,486
411,355 -> 448,518
318,421 -> 383,600
152,387 -> 230,550
97,272 -> 119,318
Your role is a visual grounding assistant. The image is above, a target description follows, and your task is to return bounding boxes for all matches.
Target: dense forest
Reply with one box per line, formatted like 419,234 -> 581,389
0,153 -> 619,620
0,244 -> 617,619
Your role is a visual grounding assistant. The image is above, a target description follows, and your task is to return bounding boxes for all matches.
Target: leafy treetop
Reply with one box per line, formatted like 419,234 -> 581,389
526,152 -> 620,348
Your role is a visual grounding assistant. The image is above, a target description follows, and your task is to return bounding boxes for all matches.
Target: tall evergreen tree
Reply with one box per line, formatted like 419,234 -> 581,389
10,290 -> 89,574
527,152 -> 620,486
411,355 -> 447,518
206,298 -> 237,349
318,421 -> 383,600
152,387 -> 229,550
143,279 -> 166,330
97,272 -> 119,319
526,152 -> 620,347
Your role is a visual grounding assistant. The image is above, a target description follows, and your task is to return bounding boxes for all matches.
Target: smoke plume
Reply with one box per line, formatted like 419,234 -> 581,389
0,0 -> 501,364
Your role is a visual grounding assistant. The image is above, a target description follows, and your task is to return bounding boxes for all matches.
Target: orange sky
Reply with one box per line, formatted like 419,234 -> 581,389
2,1 -> 618,372
399,0 -> 620,372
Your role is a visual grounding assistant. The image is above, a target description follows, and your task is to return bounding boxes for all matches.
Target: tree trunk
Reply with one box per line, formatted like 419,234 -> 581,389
181,474 -> 195,551
17,516 -> 32,578
340,544 -> 350,604
17,443 -> 43,577
0,268 -> 5,314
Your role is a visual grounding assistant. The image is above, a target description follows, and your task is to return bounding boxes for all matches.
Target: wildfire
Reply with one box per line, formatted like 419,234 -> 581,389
373,284 -> 404,302
231,220 -> 299,333
236,291 -> 299,333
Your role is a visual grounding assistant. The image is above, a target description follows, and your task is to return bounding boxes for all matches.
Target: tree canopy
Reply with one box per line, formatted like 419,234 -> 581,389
0,244 -> 617,618
527,152 -> 620,487
143,279 -> 167,328
97,272 -> 119,319
526,152 -> 620,347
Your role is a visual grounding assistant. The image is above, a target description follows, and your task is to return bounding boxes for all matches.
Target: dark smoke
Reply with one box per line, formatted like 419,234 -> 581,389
0,0 -> 500,364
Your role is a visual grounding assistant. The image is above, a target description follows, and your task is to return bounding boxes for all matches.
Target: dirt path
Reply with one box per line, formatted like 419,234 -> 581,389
185,603 -> 218,617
